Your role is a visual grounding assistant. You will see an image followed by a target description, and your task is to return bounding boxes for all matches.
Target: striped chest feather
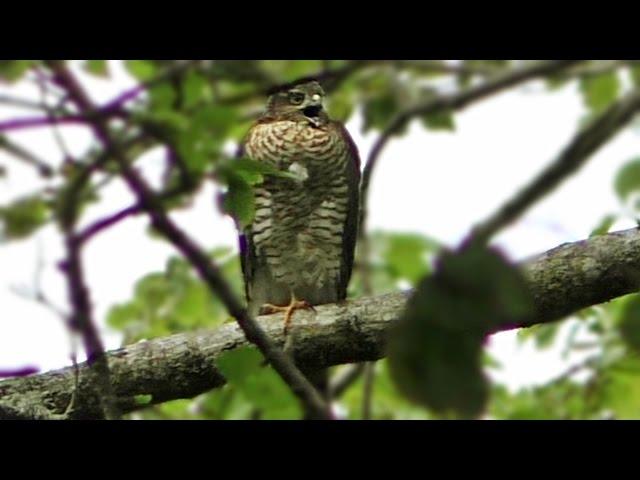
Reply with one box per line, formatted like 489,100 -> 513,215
244,120 -> 350,290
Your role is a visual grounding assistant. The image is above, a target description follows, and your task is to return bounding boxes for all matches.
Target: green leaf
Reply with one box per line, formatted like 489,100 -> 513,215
0,61 -> 35,83
421,110 -> 455,131
631,65 -> 640,87
221,157 -> 298,184
183,71 -> 212,108
126,60 -> 157,81
490,380 -> 590,420
387,246 -> 533,418
0,196 -> 49,241
590,214 -> 617,237
618,295 -> 640,352
362,93 -> 398,133
389,313 -> 488,418
341,360 -> 432,419
149,83 -> 178,111
223,175 -> 255,229
106,303 -> 142,330
457,60 -> 510,88
535,323 -> 560,349
614,158 -> 640,203
517,323 -> 561,350
134,110 -> 190,136
217,157 -> 302,228
191,105 -> 237,134
217,347 -> 264,383
84,60 -> 109,78
217,347 -> 301,419
327,89 -> 355,123
349,231 -> 441,297
598,355 -> 640,418
134,394 -> 153,406
545,72 -> 572,91
580,72 -> 620,113
259,60 -> 322,83
106,254 -> 232,342
383,233 -> 438,285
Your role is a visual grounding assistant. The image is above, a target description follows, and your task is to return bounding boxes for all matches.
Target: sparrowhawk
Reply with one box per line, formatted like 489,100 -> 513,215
239,80 -> 361,337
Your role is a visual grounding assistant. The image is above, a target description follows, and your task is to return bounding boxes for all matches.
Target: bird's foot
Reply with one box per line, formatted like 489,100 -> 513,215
260,297 -> 316,336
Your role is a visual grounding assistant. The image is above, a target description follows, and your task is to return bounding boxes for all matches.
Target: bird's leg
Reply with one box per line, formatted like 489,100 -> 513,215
260,294 -> 315,336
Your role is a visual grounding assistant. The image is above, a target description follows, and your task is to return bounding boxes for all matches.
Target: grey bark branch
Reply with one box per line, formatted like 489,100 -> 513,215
3,227 -> 640,419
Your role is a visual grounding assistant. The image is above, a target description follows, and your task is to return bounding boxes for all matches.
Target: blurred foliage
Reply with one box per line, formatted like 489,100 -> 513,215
579,71 -> 621,114
614,157 -> 640,211
84,60 -> 109,78
517,323 -> 561,350
106,247 -> 242,343
0,60 -> 37,83
0,195 -> 49,241
387,246 -> 533,418
4,60 -> 640,419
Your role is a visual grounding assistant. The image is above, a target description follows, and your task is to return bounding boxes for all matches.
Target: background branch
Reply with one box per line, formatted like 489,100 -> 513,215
359,60 -> 582,236
465,87 -> 640,247
0,134 -> 54,177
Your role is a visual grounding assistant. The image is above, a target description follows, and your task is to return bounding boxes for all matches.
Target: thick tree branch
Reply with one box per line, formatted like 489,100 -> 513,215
4,227 -> 640,419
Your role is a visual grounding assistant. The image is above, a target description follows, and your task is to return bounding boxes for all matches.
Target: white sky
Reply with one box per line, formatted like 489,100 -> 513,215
1,61 -> 638,392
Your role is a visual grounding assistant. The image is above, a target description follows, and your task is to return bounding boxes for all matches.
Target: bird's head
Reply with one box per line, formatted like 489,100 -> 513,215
265,80 -> 328,127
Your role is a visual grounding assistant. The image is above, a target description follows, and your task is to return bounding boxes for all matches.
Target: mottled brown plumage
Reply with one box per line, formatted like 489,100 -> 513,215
239,81 -> 360,326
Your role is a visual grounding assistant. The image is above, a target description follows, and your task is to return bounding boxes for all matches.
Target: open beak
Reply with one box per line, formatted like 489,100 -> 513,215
303,95 -> 323,117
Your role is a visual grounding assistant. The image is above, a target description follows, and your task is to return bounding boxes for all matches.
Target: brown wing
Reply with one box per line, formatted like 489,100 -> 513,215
333,121 -> 361,300
235,132 -> 257,306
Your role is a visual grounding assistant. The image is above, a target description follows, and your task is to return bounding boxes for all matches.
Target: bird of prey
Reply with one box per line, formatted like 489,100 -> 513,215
239,80 -> 361,338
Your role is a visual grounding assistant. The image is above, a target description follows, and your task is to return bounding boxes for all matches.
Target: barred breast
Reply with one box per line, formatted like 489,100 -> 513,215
244,120 -> 350,307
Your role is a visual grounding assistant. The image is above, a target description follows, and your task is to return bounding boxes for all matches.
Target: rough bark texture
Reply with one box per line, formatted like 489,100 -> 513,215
3,227 -> 640,419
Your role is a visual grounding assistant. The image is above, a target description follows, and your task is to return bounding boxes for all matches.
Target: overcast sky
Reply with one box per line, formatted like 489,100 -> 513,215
1,61 -> 638,392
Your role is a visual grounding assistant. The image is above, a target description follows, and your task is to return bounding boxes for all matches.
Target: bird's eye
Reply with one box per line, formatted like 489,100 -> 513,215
289,91 -> 305,105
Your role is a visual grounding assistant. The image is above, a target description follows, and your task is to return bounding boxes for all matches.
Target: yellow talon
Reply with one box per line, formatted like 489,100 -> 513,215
260,295 -> 315,336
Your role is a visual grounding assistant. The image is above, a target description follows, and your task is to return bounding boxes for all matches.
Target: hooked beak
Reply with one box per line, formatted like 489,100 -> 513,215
302,95 -> 323,118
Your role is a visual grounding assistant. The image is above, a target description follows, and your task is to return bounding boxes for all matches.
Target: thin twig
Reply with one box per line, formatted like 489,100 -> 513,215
46,61 -> 333,420
329,364 -> 366,399
0,134 -> 54,177
0,94 -> 52,111
75,185 -> 188,244
361,362 -> 375,420
35,68 -> 73,161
